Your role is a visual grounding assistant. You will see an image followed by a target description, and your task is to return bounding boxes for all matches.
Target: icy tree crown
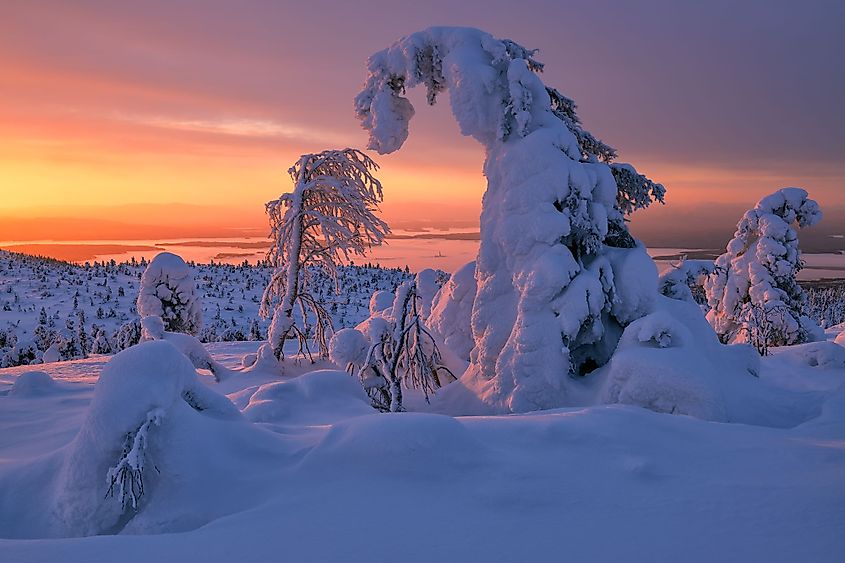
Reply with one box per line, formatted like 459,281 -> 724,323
354,26 -> 664,217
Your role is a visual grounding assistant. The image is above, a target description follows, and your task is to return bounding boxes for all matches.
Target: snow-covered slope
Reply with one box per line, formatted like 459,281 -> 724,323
1,333 -> 844,561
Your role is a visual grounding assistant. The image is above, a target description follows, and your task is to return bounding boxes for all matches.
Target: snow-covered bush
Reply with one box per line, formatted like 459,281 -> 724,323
600,298 -> 761,422
260,149 -> 390,361
55,341 -> 240,536
659,259 -> 715,307
704,188 -> 823,352
113,319 -> 142,351
414,268 -> 443,321
329,327 -> 370,372
1,339 -> 38,367
90,327 -> 112,355
356,27 -> 664,412
369,290 -> 394,315
428,261 -> 477,363
137,253 -> 202,335
805,284 -> 845,329
331,281 -> 454,412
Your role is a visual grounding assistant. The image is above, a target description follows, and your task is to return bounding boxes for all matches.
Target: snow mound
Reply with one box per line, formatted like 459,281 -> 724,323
303,412 -> 485,473
776,341 -> 845,369
52,341 -> 242,537
600,309 -> 730,421
9,371 -> 58,397
598,296 -> 779,420
141,316 -> 231,382
835,331 -> 845,347
244,369 -> 374,425
329,328 -> 369,369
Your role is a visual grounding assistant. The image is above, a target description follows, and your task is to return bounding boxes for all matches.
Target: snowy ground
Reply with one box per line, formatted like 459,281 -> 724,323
1,330 -> 844,562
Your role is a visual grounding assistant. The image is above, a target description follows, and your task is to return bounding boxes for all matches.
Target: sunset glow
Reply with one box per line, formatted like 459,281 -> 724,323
1,0 -> 843,242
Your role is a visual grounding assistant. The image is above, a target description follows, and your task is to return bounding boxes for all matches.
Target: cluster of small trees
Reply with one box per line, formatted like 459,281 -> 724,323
805,284 -> 845,329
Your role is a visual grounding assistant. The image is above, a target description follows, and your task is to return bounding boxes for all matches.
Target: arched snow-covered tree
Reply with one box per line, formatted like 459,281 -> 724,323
356,27 -> 662,411
260,148 -> 390,360
704,188 -> 822,352
137,252 -> 202,335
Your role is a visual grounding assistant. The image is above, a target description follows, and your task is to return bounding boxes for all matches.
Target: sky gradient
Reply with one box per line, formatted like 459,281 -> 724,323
1,0 -> 843,243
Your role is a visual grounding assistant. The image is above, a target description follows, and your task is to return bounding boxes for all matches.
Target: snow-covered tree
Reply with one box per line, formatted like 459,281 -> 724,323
260,148 -> 390,361
113,319 -> 142,351
90,327 -> 112,355
355,27 -> 662,411
704,188 -> 822,352
334,281 -> 454,412
137,252 -> 202,335
659,259 -> 716,307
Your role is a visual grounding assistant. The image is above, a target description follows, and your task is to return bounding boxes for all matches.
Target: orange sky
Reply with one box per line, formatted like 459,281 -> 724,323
1,1 -> 843,242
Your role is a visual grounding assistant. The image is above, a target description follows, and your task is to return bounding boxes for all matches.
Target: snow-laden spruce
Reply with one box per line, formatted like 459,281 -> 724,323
704,188 -> 822,352
355,27 -> 663,411
260,149 -> 390,361
137,252 -> 202,336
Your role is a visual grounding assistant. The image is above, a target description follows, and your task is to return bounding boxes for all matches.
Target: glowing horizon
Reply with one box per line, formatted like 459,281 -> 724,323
1,1 -> 843,241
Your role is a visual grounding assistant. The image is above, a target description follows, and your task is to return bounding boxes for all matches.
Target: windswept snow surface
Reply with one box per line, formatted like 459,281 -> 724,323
1,332 -> 845,561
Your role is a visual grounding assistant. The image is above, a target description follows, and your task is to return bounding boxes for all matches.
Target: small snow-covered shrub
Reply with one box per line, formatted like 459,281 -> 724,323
1,339 -> 38,367
428,261 -> 477,363
9,370 -> 57,397
805,284 -> 845,329
341,282 -> 455,412
113,319 -> 142,351
704,188 -> 822,352
659,259 -> 715,307
414,268 -> 443,321
137,252 -> 202,335
329,327 -> 369,371
369,290 -> 394,315
55,341 -> 240,536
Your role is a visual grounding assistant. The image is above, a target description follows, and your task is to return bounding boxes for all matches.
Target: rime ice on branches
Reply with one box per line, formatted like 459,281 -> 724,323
260,149 -> 390,361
